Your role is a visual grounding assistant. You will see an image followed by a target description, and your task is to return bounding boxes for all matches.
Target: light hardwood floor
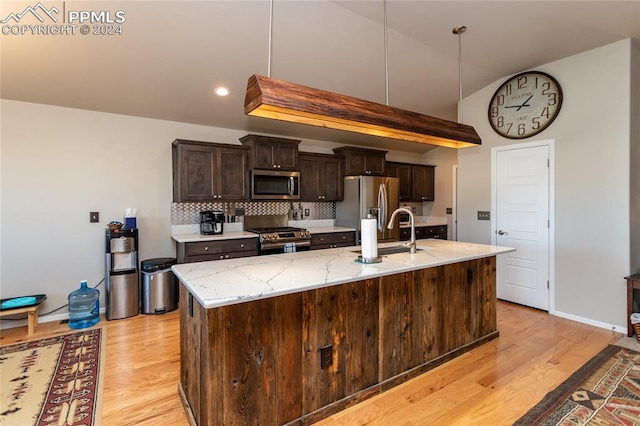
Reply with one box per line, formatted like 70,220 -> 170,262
0,301 -> 621,425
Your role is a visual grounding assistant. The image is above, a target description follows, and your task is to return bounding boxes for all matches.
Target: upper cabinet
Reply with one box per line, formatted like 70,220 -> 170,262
386,162 -> 412,201
332,147 -> 386,176
240,134 -> 300,171
411,165 -> 435,202
172,140 -> 249,202
299,153 -> 344,201
387,161 -> 435,202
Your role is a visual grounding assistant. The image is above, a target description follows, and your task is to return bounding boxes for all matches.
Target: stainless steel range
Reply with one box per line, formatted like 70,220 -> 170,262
244,215 -> 311,255
245,226 -> 311,255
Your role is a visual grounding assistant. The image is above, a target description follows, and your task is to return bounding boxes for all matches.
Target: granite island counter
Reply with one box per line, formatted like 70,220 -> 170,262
174,239 -> 515,425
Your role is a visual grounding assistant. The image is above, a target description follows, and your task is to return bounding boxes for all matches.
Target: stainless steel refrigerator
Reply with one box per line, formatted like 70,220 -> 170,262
336,176 -> 400,244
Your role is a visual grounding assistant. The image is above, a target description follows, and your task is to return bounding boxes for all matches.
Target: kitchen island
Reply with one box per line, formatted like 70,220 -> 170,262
173,239 -> 514,425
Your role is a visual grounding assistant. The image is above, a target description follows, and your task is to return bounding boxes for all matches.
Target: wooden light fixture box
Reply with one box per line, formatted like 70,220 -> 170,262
244,74 -> 481,149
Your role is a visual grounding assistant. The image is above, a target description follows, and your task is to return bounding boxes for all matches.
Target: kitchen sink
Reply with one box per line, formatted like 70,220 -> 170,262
352,245 -> 423,255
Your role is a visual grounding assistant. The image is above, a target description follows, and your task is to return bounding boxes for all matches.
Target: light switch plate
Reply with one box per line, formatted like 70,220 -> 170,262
90,212 -> 99,223
477,211 -> 490,221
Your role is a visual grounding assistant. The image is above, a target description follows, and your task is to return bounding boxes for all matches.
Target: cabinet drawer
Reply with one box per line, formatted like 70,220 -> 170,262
185,238 -> 258,256
425,226 -> 447,236
311,231 -> 355,249
186,250 -> 258,263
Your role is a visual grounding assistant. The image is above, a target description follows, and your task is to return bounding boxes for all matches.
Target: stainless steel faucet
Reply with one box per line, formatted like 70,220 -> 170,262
387,208 -> 416,254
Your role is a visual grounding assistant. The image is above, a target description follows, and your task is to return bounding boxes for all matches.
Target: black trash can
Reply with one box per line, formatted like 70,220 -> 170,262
140,258 -> 178,314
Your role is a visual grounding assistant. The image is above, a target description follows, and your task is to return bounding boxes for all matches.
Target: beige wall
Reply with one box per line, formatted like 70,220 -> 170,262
458,39 -> 634,330
0,100 -> 421,322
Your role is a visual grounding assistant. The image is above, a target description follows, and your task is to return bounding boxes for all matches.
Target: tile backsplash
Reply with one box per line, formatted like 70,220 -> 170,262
171,201 -> 336,225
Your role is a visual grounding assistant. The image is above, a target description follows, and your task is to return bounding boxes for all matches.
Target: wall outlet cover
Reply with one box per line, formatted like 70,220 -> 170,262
477,211 -> 490,221
90,212 -> 99,223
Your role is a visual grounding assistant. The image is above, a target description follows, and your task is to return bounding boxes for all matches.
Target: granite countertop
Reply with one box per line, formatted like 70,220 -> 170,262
172,221 -> 355,243
308,226 -> 356,234
400,216 -> 448,228
172,239 -> 515,309
172,231 -> 258,243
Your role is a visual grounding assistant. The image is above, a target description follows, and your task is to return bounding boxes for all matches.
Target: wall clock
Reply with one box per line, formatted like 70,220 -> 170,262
488,71 -> 563,139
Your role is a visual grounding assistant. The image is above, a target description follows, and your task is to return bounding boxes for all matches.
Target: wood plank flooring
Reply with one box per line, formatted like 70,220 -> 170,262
0,301 -> 621,425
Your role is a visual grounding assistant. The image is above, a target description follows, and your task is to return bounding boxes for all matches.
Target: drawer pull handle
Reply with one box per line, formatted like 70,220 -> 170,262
204,247 -> 208,251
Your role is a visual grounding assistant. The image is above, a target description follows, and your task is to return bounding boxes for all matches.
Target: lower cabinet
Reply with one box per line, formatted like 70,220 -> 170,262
179,256 -> 497,425
310,231 -> 355,250
176,238 -> 258,263
400,225 -> 447,241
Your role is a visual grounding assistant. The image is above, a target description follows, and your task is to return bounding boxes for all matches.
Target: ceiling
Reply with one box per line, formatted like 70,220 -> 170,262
1,1 -> 639,153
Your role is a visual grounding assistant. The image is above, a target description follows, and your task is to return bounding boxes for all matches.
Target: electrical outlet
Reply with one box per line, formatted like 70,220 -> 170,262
304,208 -> 310,216
446,207 -> 453,214
412,207 -> 416,213
477,211 -> 490,221
90,212 -> 99,223
320,345 -> 332,369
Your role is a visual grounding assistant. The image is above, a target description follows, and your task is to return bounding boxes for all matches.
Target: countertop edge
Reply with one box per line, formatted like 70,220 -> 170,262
172,239 -> 515,309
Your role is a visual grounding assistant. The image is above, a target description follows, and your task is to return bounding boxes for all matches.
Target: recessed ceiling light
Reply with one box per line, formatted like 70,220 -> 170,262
214,86 -> 230,97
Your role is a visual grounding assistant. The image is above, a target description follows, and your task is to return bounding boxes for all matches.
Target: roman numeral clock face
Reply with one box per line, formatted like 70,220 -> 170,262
488,71 -> 563,139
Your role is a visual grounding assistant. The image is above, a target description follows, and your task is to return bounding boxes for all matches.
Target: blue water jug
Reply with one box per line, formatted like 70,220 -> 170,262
68,280 -> 100,329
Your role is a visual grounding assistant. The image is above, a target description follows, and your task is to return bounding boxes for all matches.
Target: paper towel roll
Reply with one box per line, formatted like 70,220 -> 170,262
361,218 -> 378,259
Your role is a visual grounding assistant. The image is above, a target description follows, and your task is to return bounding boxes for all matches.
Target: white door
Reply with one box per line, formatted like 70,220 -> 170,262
494,144 -> 550,310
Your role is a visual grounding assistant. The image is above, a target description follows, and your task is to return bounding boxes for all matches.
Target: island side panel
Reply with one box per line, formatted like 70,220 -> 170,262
222,296 -> 277,424
301,279 -> 379,418
274,293 -> 304,424
343,280 -> 379,396
179,284 -> 224,426
379,271 -> 429,380
302,283 -> 347,414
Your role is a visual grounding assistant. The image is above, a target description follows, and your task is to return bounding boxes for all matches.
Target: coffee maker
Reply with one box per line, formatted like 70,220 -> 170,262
200,210 -> 224,235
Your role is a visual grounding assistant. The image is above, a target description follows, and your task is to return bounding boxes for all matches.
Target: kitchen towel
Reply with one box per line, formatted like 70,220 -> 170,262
284,242 -> 297,253
361,218 -> 378,259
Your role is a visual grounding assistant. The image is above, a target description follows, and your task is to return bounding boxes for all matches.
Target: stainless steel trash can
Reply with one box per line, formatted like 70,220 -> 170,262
141,258 -> 178,314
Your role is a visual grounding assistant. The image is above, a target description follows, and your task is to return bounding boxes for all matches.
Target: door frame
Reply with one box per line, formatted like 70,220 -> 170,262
491,139 -> 556,313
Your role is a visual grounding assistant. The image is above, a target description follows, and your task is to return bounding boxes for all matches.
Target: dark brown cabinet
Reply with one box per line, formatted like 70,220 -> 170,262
310,231 -> 355,250
333,147 -> 386,176
299,153 -> 344,201
411,165 -> 435,202
399,225 -> 447,241
240,134 -> 300,170
176,238 -> 258,263
172,140 -> 249,202
386,161 -> 412,201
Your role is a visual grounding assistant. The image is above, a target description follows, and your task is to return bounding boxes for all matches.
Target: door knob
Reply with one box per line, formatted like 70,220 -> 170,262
497,230 -> 508,235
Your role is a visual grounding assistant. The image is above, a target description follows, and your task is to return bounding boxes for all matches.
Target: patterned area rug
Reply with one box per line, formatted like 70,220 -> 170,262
514,344 -> 640,425
0,328 -> 105,426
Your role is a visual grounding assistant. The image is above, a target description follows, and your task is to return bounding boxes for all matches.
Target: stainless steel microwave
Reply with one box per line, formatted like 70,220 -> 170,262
251,170 -> 300,200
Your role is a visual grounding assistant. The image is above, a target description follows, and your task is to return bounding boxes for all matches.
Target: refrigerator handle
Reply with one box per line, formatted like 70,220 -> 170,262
377,183 -> 387,232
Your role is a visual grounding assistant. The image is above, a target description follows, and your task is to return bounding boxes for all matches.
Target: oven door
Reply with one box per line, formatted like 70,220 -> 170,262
259,240 -> 311,255
251,170 -> 300,200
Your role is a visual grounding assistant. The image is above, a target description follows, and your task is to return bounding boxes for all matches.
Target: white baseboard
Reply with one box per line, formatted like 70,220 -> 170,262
551,309 -> 627,335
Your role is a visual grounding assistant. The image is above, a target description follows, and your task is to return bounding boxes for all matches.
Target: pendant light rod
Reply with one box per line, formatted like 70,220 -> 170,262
383,0 -> 389,106
452,25 -> 466,122
267,0 -> 274,77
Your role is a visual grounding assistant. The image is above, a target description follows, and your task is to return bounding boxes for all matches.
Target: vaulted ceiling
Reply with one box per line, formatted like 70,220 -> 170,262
1,1 -> 638,153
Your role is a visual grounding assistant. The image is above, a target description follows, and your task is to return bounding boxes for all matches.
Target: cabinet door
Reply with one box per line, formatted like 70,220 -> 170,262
365,153 -> 385,176
299,155 -> 321,200
253,141 -> 278,170
174,143 -> 218,202
275,142 -> 298,170
387,162 -> 412,201
411,165 -> 435,201
321,156 -> 343,201
218,148 -> 248,200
